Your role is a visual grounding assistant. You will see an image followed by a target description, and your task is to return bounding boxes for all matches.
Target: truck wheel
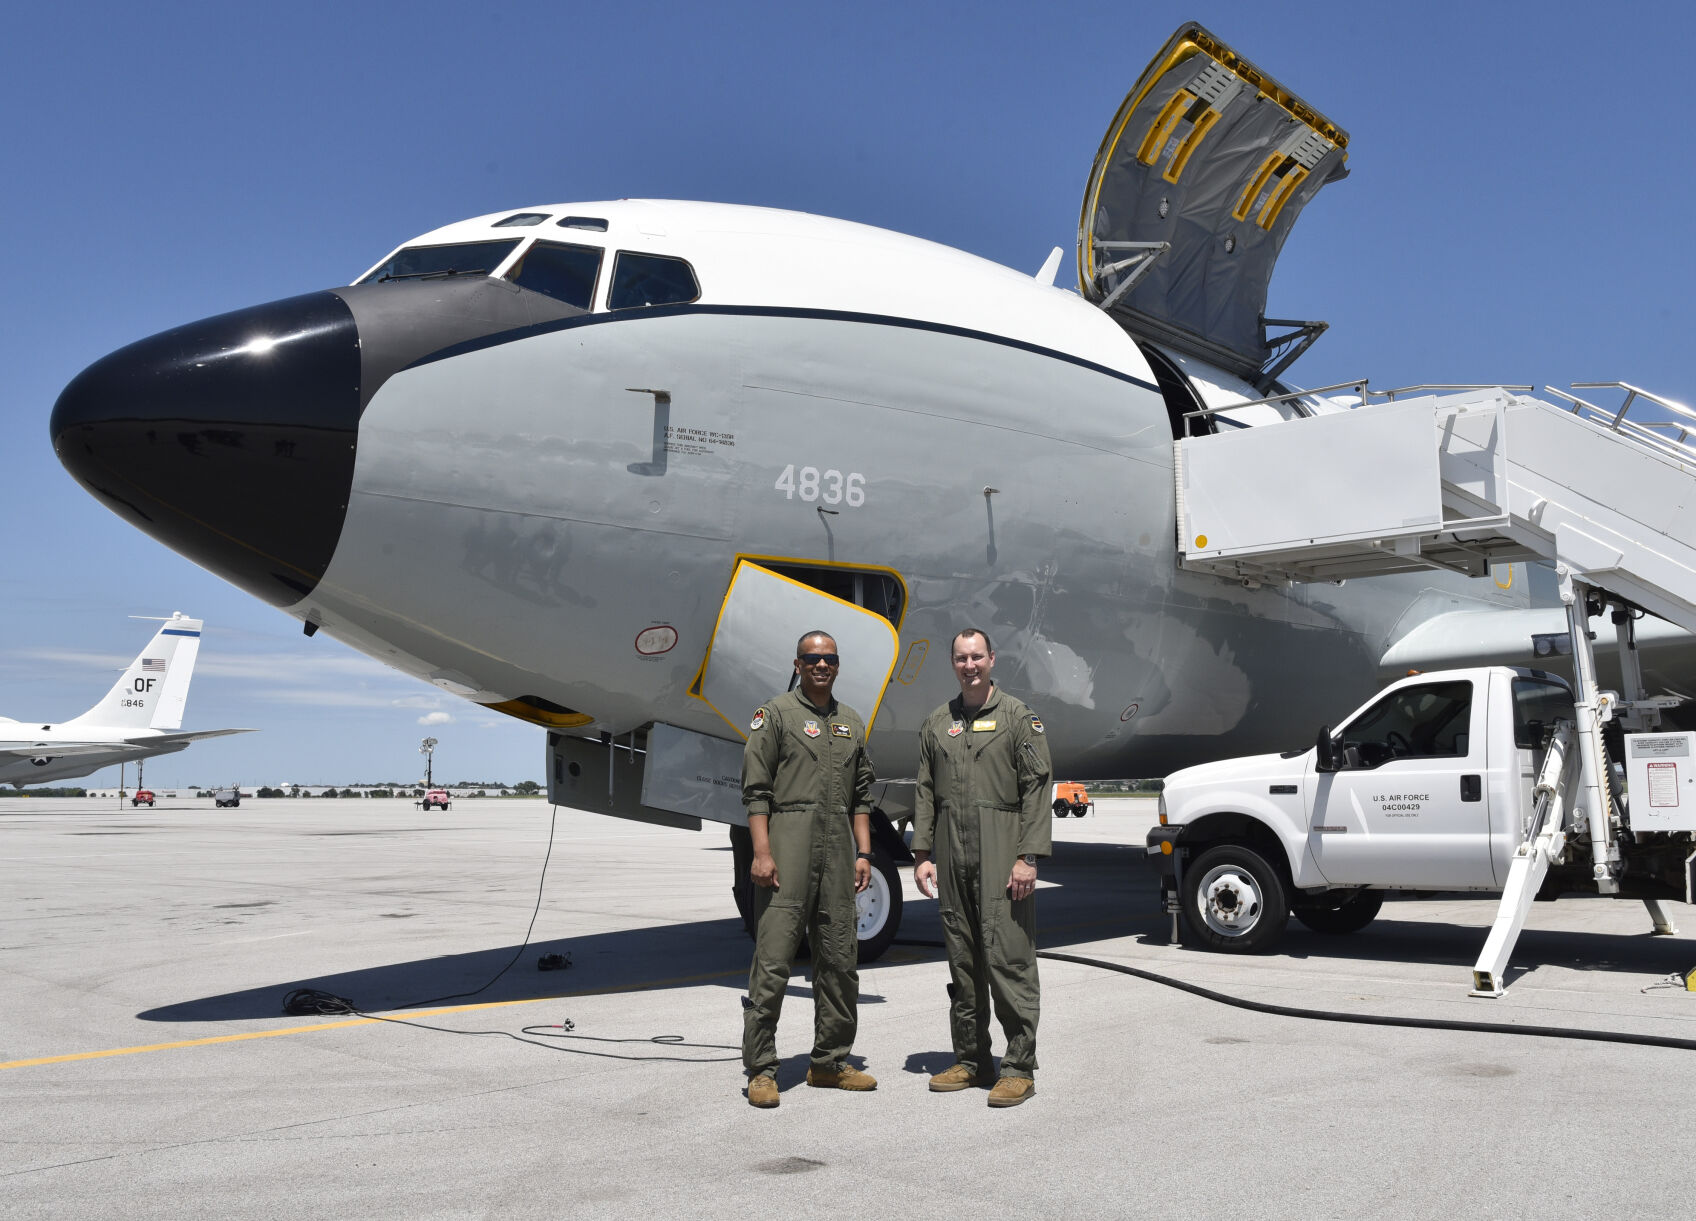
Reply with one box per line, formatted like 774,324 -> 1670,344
1182,843 -> 1289,953
1052,799 -> 1069,817
855,849 -> 903,963
1292,889 -> 1384,935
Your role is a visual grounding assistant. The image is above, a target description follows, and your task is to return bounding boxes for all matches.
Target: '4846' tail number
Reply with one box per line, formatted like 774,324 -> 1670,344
774,466 -> 865,507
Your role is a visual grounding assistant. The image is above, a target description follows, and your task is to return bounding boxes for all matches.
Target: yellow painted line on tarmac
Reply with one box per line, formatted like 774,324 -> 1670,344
0,965 -> 746,1072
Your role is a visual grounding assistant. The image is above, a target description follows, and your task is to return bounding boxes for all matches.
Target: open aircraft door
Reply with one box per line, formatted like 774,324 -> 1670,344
1079,22 -> 1350,385
694,559 -> 901,739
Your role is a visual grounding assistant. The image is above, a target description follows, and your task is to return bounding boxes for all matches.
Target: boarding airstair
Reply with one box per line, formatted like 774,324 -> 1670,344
1174,382 -> 1696,994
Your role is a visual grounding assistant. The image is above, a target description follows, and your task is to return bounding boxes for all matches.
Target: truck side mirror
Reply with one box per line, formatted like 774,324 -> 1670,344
1315,725 -> 1338,773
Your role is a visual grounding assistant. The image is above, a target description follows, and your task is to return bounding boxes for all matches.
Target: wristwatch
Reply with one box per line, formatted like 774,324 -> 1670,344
856,851 -> 873,861
1020,854 -> 1037,866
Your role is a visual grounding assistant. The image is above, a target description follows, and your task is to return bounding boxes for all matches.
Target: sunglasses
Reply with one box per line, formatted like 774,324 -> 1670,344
799,653 -> 840,666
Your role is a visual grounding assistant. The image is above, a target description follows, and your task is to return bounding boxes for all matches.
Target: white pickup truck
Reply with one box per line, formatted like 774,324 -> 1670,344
1147,665 -> 1696,958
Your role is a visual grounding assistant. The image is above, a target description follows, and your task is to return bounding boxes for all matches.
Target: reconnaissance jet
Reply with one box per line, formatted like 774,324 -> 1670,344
47,24 -> 1692,953
0,614 -> 252,788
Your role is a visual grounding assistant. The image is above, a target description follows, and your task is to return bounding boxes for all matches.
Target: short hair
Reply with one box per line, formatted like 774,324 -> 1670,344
796,629 -> 837,656
951,628 -> 994,656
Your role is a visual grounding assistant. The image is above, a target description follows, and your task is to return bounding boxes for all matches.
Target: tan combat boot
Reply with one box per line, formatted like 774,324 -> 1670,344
747,1074 -> 779,1108
927,1063 -> 986,1092
805,1064 -> 877,1090
987,1076 -> 1035,1107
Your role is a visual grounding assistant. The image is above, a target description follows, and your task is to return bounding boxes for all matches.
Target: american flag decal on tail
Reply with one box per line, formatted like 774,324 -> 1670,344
142,658 -> 166,672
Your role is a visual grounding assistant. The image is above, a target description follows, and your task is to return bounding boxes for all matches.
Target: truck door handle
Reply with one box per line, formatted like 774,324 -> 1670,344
1460,774 -> 1481,802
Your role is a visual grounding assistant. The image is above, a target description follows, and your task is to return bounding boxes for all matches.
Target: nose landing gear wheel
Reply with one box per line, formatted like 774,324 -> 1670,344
855,849 -> 903,963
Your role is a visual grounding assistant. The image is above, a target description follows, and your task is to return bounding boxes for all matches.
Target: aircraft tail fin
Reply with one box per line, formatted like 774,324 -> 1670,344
63,614 -> 205,731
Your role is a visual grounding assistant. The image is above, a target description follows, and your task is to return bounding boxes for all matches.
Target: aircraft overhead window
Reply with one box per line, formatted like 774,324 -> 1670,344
493,212 -> 551,228
559,216 -> 609,232
358,239 -> 522,284
505,241 -> 603,310
758,561 -> 904,627
608,252 -> 700,310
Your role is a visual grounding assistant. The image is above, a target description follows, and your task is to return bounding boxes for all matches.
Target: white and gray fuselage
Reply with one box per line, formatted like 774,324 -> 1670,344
52,200 -> 1526,781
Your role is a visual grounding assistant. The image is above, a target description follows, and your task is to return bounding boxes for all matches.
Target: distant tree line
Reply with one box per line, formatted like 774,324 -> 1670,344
247,781 -> 543,798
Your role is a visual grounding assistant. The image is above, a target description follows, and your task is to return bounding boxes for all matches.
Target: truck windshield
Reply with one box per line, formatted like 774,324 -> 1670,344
358,239 -> 522,284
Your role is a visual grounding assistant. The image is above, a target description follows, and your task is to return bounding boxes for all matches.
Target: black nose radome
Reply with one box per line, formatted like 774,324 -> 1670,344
51,292 -> 361,608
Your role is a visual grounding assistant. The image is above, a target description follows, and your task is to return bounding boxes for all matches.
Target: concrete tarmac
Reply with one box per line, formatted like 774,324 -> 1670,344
5,795 -> 1696,1219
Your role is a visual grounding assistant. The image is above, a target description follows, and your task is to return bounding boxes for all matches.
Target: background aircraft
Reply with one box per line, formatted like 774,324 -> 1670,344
0,614 -> 252,788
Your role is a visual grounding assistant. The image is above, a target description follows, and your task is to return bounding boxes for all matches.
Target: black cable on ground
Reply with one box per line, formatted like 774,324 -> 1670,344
389,801 -> 564,1011
279,804 -> 739,1060
277,990 -> 739,1060
283,804 -> 561,1017
893,938 -> 1696,1052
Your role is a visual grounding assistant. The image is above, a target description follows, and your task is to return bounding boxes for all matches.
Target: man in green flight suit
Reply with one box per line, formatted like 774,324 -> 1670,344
913,628 -> 1052,1108
740,630 -> 878,1108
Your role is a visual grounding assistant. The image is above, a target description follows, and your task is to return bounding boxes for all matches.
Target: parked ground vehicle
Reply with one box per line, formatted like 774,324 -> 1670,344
420,788 -> 452,810
212,786 -> 241,808
1147,666 -> 1696,986
1052,781 -> 1093,818
131,789 -> 154,808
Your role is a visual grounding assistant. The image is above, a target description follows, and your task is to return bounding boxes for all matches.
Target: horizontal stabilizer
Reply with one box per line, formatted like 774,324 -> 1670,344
1382,606 -> 1696,692
0,741 -> 148,759
147,728 -> 256,746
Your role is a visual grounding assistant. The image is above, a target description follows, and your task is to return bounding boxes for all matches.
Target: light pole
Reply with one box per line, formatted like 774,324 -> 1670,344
420,737 -> 438,789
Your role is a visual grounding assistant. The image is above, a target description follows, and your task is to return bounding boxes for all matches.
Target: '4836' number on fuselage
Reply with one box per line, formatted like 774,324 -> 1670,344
774,466 -> 865,507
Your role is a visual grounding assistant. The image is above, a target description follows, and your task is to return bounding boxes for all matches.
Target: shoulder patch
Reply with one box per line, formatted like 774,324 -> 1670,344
1029,716 -> 1044,734
750,709 -> 766,731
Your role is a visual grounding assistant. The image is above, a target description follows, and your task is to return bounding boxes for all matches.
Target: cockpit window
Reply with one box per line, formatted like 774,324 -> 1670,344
358,239 -> 522,284
505,241 -> 602,310
559,216 -> 609,231
608,252 -> 700,310
493,212 -> 550,228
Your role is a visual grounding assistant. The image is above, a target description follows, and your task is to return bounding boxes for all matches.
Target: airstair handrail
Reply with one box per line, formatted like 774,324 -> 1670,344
1377,384 -> 1534,400
1543,383 -> 1696,465
1180,379 -> 1369,420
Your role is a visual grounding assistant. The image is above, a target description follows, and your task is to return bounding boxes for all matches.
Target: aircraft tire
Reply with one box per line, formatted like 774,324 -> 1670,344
1181,843 -> 1289,953
1292,888 -> 1384,935
729,823 -> 756,937
856,849 -> 902,963
727,825 -> 903,962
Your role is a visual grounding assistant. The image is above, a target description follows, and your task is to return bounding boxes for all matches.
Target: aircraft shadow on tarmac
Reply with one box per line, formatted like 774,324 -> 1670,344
137,839 -> 1150,1023
138,836 -> 1685,1023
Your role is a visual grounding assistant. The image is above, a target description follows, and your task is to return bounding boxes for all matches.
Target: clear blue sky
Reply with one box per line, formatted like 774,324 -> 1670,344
3,1 -> 1691,789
